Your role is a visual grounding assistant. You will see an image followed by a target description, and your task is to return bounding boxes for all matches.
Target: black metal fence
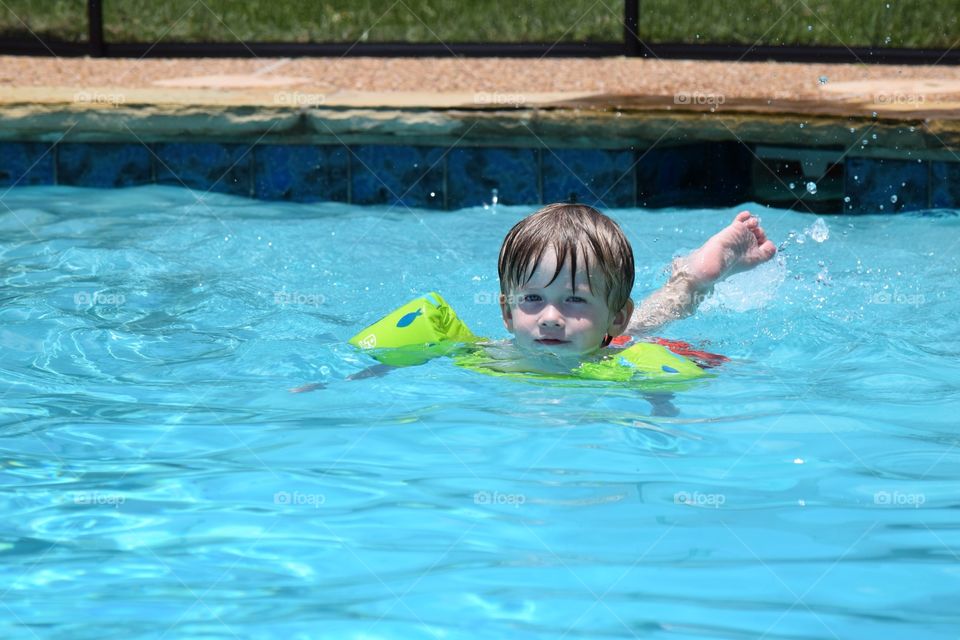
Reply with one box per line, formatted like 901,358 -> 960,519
1,0 -> 958,64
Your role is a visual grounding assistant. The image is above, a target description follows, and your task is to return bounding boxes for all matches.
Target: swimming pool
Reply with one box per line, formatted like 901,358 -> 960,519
1,185 -> 957,639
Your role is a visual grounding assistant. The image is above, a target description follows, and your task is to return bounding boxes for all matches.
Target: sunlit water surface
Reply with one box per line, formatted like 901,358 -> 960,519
1,186 -> 958,639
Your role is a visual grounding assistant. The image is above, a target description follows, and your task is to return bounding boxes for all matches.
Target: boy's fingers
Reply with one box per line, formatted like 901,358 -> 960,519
735,211 -> 751,222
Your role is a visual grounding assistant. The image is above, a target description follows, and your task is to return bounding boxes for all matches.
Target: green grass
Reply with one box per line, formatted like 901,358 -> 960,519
1,0 -> 959,48
638,0 -> 960,49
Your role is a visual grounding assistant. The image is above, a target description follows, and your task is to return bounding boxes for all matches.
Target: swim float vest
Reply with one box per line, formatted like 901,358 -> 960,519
348,292 -> 710,385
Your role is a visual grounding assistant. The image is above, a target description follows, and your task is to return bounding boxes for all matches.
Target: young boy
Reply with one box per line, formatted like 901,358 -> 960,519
484,203 -> 775,374
292,203 -> 775,389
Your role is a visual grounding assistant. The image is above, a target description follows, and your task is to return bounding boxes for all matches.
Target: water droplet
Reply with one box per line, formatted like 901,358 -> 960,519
799,123 -> 805,128
430,191 -> 436,197
789,182 -> 796,189
806,181 -> 818,195
871,133 -> 877,139
808,217 -> 829,242
884,36 -> 891,44
849,127 -> 856,133
872,111 -> 878,118
844,196 -> 851,203
807,25 -> 813,31
879,204 -> 885,210
818,75 -> 828,85
854,175 -> 859,181
890,194 -> 898,203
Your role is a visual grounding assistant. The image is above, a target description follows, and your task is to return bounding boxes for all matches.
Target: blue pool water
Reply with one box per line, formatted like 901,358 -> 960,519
1,185 -> 958,639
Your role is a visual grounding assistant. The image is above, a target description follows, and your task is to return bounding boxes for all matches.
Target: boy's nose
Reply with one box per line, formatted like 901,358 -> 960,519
538,306 -> 564,327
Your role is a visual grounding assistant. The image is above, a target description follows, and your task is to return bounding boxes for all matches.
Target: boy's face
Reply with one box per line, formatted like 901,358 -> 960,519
499,247 -> 633,357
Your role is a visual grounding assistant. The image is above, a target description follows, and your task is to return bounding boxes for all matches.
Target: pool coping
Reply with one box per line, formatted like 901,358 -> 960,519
4,58 -> 960,213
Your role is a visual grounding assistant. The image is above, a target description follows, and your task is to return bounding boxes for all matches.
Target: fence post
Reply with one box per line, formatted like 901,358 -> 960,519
88,0 -> 104,57
624,0 -> 640,56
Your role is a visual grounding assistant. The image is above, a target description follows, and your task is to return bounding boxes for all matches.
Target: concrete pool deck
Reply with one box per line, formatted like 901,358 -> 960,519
4,54 -> 960,156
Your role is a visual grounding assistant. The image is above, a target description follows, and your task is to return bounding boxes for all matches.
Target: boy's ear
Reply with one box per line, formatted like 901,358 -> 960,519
608,298 -> 635,337
499,293 -> 514,332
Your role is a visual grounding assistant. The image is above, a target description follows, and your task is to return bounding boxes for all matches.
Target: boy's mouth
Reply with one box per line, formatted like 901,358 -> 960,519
535,338 -> 570,346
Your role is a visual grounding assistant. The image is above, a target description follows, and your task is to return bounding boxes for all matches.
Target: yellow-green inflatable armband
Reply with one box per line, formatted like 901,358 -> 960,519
348,292 -> 480,366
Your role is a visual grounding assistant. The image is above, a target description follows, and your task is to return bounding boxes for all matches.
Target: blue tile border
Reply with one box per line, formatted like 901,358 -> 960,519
1,139 -> 958,213
351,145 -> 445,209
845,157 -> 929,213
0,141 -> 56,187
447,147 -> 539,209
154,142 -> 253,197
58,142 -> 153,188
542,148 -> 635,208
254,144 -> 349,202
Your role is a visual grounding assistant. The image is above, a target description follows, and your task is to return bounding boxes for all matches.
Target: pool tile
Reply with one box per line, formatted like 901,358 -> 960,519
636,142 -> 751,208
845,157 -> 929,213
153,142 -> 253,196
542,148 -> 635,208
254,144 -> 349,202
351,145 -> 445,209
0,141 -> 56,187
447,147 -> 539,209
58,142 -> 153,188
930,161 -> 960,208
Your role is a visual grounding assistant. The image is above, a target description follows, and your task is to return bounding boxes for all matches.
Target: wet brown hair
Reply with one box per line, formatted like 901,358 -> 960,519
497,203 -> 635,313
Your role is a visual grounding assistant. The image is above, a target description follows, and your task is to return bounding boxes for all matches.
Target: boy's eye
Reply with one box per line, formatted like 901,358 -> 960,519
566,296 -> 587,303
521,294 -> 541,303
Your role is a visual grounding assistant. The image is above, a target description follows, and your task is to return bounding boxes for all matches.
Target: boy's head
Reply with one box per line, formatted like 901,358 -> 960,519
497,203 -> 635,356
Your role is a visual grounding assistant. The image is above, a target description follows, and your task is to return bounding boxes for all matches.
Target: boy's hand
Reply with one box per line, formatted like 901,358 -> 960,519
682,211 -> 777,289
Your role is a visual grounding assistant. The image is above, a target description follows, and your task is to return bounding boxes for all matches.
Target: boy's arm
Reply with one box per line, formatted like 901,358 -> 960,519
289,363 -> 398,393
627,257 -> 711,335
627,211 -> 776,336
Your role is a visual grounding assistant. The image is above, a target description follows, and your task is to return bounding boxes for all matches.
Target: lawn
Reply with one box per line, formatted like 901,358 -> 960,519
1,0 -> 957,49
